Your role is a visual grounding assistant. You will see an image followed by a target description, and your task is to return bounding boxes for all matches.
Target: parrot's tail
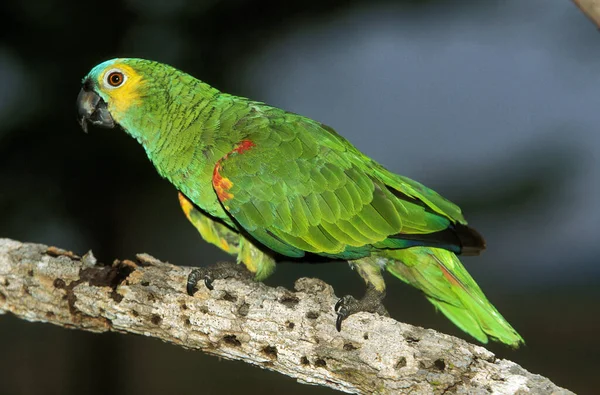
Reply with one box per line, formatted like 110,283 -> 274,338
383,247 -> 524,347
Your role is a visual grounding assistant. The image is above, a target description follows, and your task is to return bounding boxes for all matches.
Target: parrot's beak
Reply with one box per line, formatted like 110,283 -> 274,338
77,80 -> 115,133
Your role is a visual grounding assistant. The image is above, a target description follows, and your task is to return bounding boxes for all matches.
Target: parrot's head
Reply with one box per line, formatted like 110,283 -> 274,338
78,58 -> 142,133
78,58 -> 219,143
77,58 -> 188,134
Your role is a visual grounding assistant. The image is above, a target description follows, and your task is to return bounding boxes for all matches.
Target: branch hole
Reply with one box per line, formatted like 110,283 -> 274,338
223,335 -> 241,347
110,290 -> 123,303
238,302 -> 250,316
220,291 -> 237,302
53,278 -> 66,289
279,294 -> 299,308
396,356 -> 407,369
261,345 -> 278,360
305,311 -> 319,319
434,359 -> 446,371
315,358 -> 327,368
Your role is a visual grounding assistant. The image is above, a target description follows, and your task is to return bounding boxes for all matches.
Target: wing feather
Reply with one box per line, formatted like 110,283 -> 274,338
213,111 -> 466,258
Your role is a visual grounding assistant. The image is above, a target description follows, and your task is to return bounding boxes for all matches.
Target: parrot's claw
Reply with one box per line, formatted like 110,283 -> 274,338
186,262 -> 251,296
334,285 -> 388,331
203,276 -> 214,291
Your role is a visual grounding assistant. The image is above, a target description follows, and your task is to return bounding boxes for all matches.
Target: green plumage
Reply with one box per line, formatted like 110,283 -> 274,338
81,58 -> 524,347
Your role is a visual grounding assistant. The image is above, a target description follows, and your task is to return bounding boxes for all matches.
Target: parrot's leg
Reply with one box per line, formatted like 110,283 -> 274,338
178,192 -> 241,256
179,191 -> 249,295
186,239 -> 276,295
237,236 -> 277,281
179,192 -> 277,294
187,261 -> 253,295
335,257 -> 389,331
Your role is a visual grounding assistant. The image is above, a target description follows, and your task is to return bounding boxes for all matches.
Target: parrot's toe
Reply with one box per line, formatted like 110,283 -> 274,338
186,262 -> 252,296
334,285 -> 388,331
186,269 -> 204,295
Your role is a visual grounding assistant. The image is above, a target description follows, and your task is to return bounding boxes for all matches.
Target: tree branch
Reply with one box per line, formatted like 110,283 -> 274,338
0,238 -> 571,394
573,0 -> 600,28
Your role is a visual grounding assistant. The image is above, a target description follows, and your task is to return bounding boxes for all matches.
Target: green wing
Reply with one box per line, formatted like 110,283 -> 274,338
213,110 -> 467,259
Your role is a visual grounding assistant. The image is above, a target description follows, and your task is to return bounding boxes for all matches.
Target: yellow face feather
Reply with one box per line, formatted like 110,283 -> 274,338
95,62 -> 145,123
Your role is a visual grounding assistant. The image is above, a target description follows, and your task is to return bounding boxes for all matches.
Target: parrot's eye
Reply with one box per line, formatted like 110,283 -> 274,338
105,70 -> 126,87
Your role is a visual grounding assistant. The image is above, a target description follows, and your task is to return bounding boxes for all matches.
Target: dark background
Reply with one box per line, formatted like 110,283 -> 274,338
1,0 -> 599,394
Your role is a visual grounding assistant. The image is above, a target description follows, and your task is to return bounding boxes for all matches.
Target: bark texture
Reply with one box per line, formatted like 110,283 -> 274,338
0,238 -> 572,394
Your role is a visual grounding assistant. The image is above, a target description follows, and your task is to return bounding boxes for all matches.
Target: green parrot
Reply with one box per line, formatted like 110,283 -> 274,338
77,58 -> 523,347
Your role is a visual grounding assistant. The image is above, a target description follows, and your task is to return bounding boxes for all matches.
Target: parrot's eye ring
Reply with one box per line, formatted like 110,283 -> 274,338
105,70 -> 126,88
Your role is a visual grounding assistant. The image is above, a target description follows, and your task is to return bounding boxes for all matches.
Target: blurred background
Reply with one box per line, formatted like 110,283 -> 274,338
1,0 -> 599,393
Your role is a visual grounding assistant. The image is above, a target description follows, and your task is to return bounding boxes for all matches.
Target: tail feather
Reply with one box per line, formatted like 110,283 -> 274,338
454,224 -> 486,256
428,299 -> 488,343
380,224 -> 486,256
384,247 -> 524,347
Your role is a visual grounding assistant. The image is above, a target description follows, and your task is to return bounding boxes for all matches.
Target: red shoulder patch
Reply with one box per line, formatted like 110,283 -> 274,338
212,140 -> 256,203
213,163 -> 234,202
234,140 -> 256,154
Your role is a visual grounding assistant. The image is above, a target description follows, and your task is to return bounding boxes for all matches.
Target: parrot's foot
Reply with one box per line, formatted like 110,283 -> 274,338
334,285 -> 388,331
186,261 -> 252,295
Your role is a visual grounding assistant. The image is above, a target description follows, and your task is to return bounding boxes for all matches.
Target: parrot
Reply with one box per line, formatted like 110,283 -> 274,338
77,58 -> 524,347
